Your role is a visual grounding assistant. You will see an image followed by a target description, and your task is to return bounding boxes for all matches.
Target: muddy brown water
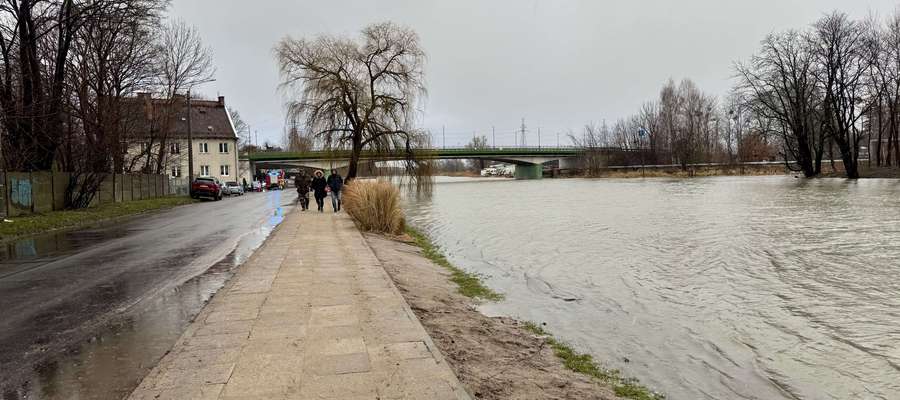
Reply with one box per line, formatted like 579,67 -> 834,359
0,190 -> 295,400
403,176 -> 900,400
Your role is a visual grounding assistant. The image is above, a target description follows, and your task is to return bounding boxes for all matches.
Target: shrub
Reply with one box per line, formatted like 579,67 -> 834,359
343,180 -> 405,235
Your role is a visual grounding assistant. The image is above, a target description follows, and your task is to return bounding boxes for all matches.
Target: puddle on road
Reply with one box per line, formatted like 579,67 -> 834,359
2,204 -> 288,400
0,226 -> 133,279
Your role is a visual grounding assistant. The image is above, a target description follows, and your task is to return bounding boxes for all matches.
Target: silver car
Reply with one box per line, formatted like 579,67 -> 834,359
224,181 -> 244,196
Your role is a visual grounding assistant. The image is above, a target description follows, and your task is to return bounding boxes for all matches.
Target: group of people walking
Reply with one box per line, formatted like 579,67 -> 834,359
294,169 -> 343,213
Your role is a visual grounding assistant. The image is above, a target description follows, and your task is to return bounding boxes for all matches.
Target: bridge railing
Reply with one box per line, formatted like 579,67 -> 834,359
242,146 -> 591,161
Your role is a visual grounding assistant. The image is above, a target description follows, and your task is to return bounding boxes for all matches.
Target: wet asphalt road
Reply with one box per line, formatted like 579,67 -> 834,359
0,189 -> 296,400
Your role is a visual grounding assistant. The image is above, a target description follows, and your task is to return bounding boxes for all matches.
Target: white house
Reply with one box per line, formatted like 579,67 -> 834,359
124,94 -> 240,186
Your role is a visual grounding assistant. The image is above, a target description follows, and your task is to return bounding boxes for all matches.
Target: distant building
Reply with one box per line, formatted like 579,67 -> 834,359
123,93 -> 239,185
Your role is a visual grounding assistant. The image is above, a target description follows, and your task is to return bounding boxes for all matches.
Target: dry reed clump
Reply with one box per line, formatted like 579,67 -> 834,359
343,180 -> 405,235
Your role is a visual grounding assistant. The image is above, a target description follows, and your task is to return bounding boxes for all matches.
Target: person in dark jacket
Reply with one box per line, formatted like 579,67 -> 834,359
294,172 -> 311,211
310,170 -> 328,212
327,169 -> 344,212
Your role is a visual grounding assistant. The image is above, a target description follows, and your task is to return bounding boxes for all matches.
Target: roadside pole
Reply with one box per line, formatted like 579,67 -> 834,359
187,91 -> 194,188
638,127 -> 648,178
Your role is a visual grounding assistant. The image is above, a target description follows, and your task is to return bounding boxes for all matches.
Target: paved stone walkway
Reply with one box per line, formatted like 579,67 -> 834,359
129,209 -> 470,400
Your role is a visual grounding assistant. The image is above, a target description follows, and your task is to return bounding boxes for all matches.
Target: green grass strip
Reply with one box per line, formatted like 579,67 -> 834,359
523,322 -> 665,400
0,196 -> 195,241
405,227 -> 503,301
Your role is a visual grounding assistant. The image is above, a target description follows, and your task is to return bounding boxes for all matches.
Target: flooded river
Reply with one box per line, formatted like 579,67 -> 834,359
403,176 -> 900,400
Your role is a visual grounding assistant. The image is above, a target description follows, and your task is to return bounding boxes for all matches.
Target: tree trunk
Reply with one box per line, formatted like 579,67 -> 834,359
876,99 -> 883,166
796,131 -> 817,177
834,135 -> 859,179
347,133 -> 362,180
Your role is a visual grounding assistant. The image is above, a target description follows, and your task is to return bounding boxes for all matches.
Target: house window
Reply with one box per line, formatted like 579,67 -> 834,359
199,143 -> 209,153
171,167 -> 181,177
200,165 -> 210,176
170,142 -> 180,154
219,142 -> 229,153
220,165 -> 230,176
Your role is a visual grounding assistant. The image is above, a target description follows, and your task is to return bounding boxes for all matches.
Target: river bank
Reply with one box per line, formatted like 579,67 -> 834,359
401,176 -> 900,399
560,163 -> 787,178
365,232 -> 661,400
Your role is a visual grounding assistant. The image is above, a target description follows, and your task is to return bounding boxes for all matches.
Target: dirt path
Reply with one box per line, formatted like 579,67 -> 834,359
365,234 -> 620,400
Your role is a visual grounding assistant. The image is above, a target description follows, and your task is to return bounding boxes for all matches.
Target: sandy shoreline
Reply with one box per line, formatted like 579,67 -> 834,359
365,233 -> 622,400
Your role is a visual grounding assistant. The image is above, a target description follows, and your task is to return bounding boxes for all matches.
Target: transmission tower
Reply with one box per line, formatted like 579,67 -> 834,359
519,118 -> 528,147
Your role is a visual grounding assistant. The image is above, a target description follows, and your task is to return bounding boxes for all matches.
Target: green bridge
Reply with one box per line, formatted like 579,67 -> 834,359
241,147 -> 584,179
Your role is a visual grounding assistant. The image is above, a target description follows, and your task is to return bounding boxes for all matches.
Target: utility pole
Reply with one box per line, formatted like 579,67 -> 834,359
492,126 -> 495,148
187,90 -> 194,185
538,127 -> 541,149
442,125 -> 446,149
557,132 -> 560,148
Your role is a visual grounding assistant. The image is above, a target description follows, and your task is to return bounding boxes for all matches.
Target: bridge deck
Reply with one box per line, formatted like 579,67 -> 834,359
242,147 -> 585,162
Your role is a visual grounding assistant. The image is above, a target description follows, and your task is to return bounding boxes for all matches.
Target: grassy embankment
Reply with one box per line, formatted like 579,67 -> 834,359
0,196 -> 194,241
343,179 -> 661,399
523,322 -> 664,400
343,179 -> 502,301
404,227 -> 503,301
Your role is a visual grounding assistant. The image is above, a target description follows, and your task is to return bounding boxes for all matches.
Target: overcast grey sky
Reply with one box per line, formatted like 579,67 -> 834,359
171,0 -> 898,148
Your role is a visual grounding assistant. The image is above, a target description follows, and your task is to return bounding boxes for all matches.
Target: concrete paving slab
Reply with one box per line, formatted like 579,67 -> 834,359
128,209 -> 470,400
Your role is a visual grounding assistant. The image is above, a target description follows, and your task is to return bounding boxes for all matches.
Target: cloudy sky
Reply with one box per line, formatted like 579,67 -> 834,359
171,0 -> 898,148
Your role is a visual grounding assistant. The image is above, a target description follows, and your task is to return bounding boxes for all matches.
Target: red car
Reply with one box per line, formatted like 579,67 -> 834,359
191,177 -> 223,200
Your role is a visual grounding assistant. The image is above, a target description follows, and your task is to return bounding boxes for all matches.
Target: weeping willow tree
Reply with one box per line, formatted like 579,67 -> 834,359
275,21 -> 427,180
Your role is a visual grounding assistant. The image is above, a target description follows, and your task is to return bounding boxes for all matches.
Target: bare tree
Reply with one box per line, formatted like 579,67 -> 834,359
636,100 -> 662,162
283,124 -> 314,152
810,12 -> 878,179
568,122 -> 610,174
156,18 -> 214,97
228,106 -> 251,149
135,18 -> 215,174
65,0 -> 167,207
736,30 -> 825,177
868,10 -> 900,168
464,134 -> 488,171
0,0 -> 89,171
275,21 -> 427,180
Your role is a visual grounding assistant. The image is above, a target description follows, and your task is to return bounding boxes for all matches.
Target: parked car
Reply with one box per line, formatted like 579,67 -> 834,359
191,177 -> 223,200
224,181 -> 244,196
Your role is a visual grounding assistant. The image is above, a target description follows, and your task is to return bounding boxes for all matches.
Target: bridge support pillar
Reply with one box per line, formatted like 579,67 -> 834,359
514,164 -> 543,180
559,157 -> 581,170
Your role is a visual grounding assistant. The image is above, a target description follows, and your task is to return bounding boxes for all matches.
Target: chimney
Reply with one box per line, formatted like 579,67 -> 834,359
218,96 -> 225,106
